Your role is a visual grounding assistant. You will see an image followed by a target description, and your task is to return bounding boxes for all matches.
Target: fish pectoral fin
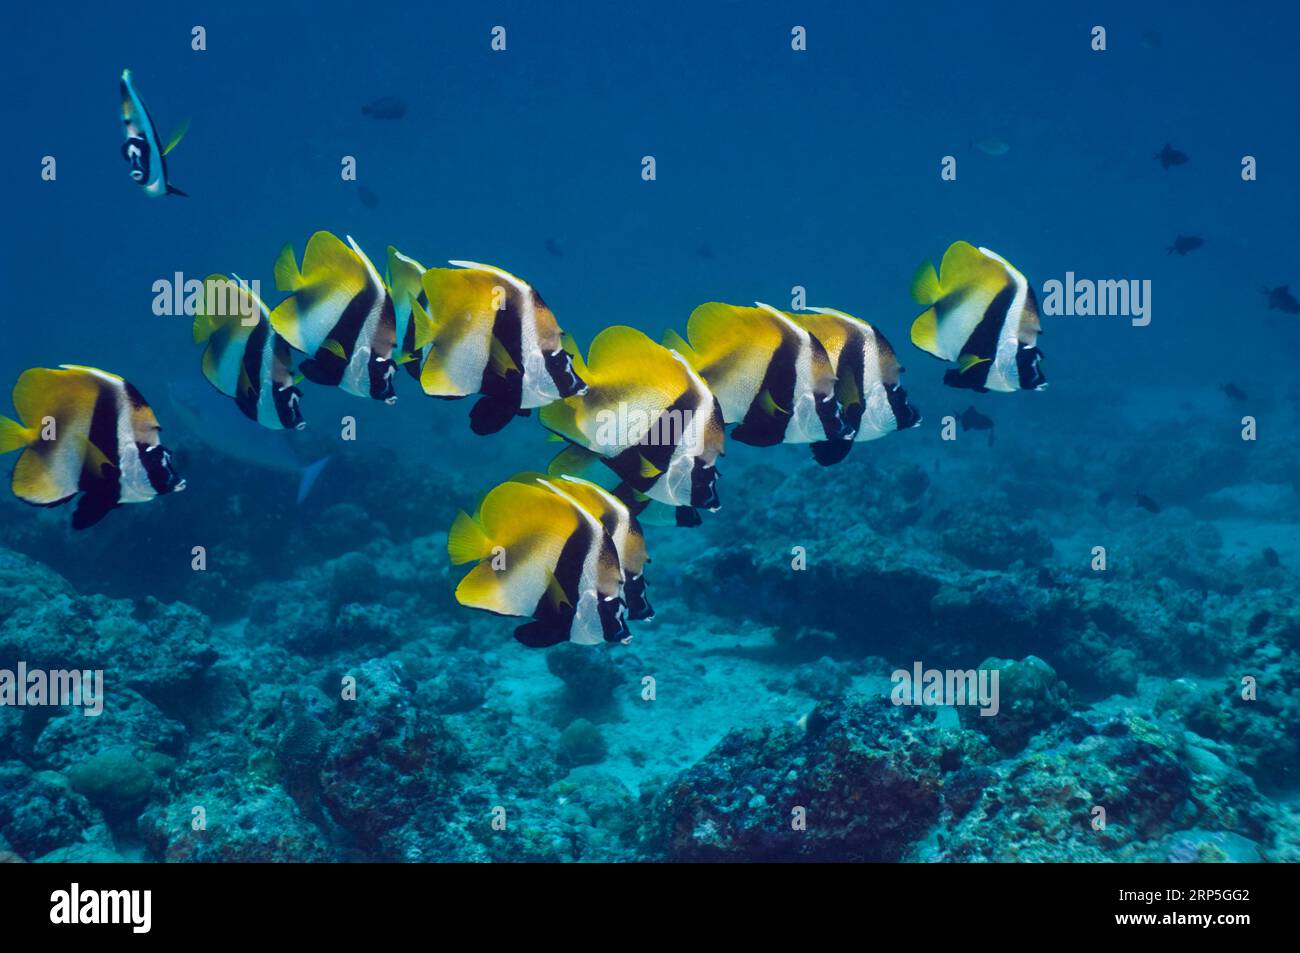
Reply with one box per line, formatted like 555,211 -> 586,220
547,443 -> 600,477
756,388 -> 788,417
322,338 -> 348,360
162,118 -> 191,156
637,455 -> 663,479
543,571 -> 573,610
487,335 -> 519,376
957,354 -> 991,374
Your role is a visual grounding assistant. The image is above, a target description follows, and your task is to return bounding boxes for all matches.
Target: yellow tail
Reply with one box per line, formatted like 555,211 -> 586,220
447,511 -> 493,565
0,415 -> 34,454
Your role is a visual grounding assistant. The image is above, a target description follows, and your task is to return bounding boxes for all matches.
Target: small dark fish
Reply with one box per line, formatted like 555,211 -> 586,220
1262,546 -> 1280,567
358,184 -> 378,209
1167,234 -> 1203,256
1155,143 -> 1188,168
361,96 -> 407,120
696,242 -> 715,261
1220,382 -> 1247,401
959,405 -> 994,431
1247,610 -> 1271,636
1098,490 -> 1114,507
545,238 -> 563,258
1135,492 -> 1161,513
1263,285 -> 1300,314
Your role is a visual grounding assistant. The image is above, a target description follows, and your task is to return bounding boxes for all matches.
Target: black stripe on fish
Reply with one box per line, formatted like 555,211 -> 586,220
731,328 -> 798,446
83,387 -> 122,492
600,388 -> 699,495
299,281 -> 379,387
945,282 -> 1015,392
236,320 -> 269,423
838,331 -> 868,433
485,290 -> 525,390
515,516 -> 593,647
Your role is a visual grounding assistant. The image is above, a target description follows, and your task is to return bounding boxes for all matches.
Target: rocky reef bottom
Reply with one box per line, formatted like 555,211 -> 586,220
2,408 -> 1299,862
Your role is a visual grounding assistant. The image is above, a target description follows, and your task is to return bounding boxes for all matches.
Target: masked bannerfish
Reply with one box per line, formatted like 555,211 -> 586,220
448,477 -> 630,648
119,69 -> 189,198
786,307 -> 921,465
386,247 -> 431,383
193,274 -> 305,430
0,366 -> 185,529
539,326 -> 725,527
419,261 -> 586,435
663,302 -> 854,455
910,241 -> 1046,393
270,232 -> 433,403
512,471 -> 653,621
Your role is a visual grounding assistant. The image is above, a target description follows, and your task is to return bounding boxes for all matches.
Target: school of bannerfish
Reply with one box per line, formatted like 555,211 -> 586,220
0,233 -> 1048,647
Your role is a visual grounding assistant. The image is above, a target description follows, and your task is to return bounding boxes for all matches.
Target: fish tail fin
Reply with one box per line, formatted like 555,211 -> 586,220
911,260 -> 942,305
661,328 -> 699,367
296,456 -> 331,504
0,415 -> 34,454
274,242 -> 304,292
546,442 -> 601,478
447,510 -> 493,565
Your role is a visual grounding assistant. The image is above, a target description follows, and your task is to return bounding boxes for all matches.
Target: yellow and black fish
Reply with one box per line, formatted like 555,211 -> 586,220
539,326 -> 725,526
0,366 -> 185,529
910,241 -> 1046,393
419,261 -> 585,435
270,232 -> 433,402
193,274 -> 305,430
119,69 -> 188,198
448,476 -> 630,648
513,471 -> 653,621
787,307 -> 921,465
665,302 -> 853,455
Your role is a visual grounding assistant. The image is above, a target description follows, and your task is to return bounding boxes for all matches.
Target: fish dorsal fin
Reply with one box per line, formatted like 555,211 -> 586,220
446,260 -> 529,294
687,302 -> 784,367
162,118 -> 191,156
585,326 -> 684,390
938,241 -> 1002,292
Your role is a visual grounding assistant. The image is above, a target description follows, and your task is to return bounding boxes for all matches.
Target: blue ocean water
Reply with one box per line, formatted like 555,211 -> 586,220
0,1 -> 1297,863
